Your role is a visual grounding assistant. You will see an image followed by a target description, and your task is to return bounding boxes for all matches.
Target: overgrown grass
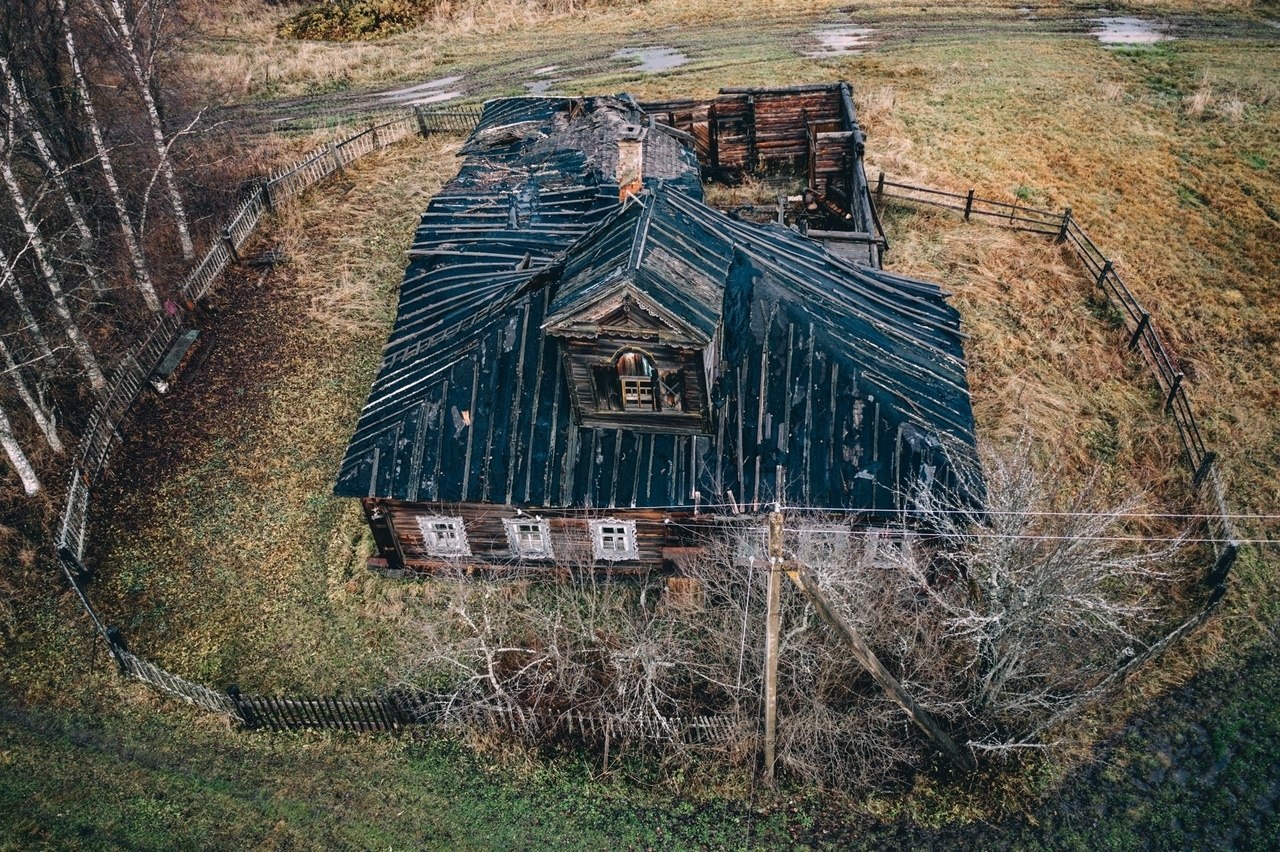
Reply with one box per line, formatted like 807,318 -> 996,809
4,3 -> 1279,845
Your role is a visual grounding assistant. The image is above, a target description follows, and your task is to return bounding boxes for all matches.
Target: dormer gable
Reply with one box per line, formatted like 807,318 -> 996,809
543,284 -> 710,346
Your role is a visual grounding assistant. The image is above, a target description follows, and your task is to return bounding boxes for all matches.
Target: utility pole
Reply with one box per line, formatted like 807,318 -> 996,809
763,507 -> 784,783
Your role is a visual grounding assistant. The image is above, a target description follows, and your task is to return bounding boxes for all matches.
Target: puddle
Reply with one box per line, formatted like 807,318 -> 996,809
378,75 -> 465,103
1267,20 -> 1280,29
803,27 -> 877,57
1092,17 -> 1170,46
525,80 -> 558,96
611,46 -> 688,73
408,90 -> 461,106
531,65 -> 559,76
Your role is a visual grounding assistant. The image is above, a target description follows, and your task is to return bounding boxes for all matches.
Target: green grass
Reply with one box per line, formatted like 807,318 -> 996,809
3,2 -> 1279,846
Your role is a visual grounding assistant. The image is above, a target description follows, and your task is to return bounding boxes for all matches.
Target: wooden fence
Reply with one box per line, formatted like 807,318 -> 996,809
225,684 -> 741,743
45,101 -> 1238,749
874,172 -> 1240,587
49,104 -> 487,731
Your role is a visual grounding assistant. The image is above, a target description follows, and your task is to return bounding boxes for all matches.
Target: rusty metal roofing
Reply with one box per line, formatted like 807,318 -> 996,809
335,95 -> 977,511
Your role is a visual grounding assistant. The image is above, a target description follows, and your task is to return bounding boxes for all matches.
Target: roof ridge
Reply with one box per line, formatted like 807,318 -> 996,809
625,191 -> 654,272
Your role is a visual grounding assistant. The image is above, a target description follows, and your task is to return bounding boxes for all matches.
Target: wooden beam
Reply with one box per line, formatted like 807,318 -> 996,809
787,563 -> 977,774
763,510 -> 784,782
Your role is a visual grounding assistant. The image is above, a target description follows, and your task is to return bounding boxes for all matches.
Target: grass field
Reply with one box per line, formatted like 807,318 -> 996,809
3,0 -> 1279,846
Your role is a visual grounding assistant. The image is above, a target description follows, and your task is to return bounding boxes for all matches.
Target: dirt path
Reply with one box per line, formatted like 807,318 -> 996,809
215,10 -> 1280,133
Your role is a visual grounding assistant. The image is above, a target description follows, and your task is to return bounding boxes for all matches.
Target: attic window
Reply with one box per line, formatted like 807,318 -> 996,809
591,519 -> 638,561
418,516 -> 470,557
616,350 -> 656,411
504,518 -> 554,560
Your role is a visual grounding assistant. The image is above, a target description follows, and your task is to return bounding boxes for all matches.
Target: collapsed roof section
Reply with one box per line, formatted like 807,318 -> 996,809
335,93 -> 978,512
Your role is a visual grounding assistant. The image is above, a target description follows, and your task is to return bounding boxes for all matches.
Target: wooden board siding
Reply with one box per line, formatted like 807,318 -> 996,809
338,91 -> 978,539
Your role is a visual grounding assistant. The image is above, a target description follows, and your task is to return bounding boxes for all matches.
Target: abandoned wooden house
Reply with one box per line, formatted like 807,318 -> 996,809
334,83 -> 978,574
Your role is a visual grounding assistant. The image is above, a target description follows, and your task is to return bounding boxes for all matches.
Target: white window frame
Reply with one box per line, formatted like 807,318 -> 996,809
732,525 -> 769,567
504,517 -> 555,560
417,516 -> 470,558
590,518 -> 639,562
796,526 -> 852,567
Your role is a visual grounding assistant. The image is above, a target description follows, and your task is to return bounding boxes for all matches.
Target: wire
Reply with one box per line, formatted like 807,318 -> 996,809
776,527 -> 1271,545
504,502 -> 1279,523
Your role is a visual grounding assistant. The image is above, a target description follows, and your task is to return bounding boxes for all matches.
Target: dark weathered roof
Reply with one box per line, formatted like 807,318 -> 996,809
335,95 -> 977,511
544,193 -> 731,343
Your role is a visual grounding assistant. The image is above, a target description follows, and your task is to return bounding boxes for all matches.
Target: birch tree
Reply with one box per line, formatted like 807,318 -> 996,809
2,252 -> 55,365
0,55 -> 94,251
0,334 -> 62,453
0,401 -> 40,495
91,0 -> 194,261
0,142 -> 106,390
57,0 -> 160,312
0,70 -> 107,299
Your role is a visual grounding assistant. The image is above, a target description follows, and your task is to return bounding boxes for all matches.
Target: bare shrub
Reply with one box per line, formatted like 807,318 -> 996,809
395,441 -> 1189,786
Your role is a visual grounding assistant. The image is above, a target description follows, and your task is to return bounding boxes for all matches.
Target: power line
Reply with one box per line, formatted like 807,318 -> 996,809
507,502 -> 1276,523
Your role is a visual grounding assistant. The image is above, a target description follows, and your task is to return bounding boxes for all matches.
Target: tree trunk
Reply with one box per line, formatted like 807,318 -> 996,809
0,252 -> 55,365
0,335 -> 63,453
0,152 -> 106,390
0,55 -> 96,251
96,0 -> 194,261
58,0 -> 161,312
0,402 -> 41,495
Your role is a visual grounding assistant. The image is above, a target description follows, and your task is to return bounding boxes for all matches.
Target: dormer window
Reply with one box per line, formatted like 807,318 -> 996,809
616,350 -> 656,411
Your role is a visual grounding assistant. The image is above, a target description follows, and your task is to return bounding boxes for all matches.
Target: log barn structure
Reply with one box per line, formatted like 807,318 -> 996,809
335,84 -> 978,574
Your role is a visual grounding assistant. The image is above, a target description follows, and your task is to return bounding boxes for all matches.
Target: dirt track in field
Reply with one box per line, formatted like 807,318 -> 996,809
216,10 -> 1280,133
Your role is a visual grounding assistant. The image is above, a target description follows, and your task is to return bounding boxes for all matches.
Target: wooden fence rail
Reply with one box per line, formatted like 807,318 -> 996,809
43,104 -> 1238,755
875,171 -> 1240,586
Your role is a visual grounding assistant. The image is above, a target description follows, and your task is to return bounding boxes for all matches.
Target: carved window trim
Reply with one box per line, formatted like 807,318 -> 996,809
590,518 -> 639,561
504,518 -> 555,560
417,516 -> 470,557
795,526 -> 852,567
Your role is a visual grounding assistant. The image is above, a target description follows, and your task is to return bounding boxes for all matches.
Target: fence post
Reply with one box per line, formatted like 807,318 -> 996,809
1164,372 -> 1184,413
1128,311 -> 1151,351
963,189 -> 975,222
1057,206 -> 1072,242
1193,450 -> 1217,490
763,508 -> 784,783
261,179 -> 275,214
227,684 -> 256,729
370,120 -> 379,149
875,170 -> 885,202
1096,259 -> 1113,288
105,625 -> 129,674
328,140 -> 345,175
1206,541 -> 1239,587
221,228 -> 240,265
57,545 -> 91,582
414,105 -> 431,138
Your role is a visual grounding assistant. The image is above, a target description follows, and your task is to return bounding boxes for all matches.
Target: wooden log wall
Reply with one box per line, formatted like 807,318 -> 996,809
640,85 -> 853,200
370,499 -> 706,573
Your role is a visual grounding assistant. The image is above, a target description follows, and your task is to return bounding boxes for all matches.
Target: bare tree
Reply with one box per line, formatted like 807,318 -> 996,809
0,334 -> 62,453
1,248 -> 54,364
58,0 -> 160,311
0,147 -> 105,389
394,442 -> 1190,788
90,0 -> 194,260
0,54 -> 94,250
0,400 -> 40,494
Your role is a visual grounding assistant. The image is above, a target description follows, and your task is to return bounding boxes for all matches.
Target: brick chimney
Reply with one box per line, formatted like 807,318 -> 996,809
616,123 -> 647,201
